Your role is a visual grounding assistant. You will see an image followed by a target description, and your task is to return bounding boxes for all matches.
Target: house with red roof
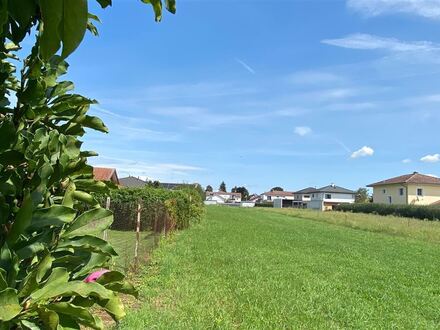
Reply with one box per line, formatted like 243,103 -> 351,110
92,167 -> 120,185
367,172 -> 440,205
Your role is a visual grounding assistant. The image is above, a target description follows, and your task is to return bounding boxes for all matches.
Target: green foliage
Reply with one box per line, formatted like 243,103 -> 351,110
0,1 -> 176,328
101,186 -> 204,232
205,185 -> 213,193
270,186 -> 284,192
336,203 -> 440,221
254,202 -> 273,208
219,181 -> 226,192
354,188 -> 370,203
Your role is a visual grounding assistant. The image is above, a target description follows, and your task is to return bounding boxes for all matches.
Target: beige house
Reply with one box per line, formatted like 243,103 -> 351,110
367,172 -> 440,205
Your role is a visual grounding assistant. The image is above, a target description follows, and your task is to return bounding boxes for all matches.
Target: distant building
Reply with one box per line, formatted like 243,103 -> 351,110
119,176 -> 200,190
306,185 -> 355,211
205,191 -> 242,204
93,167 -> 119,185
368,172 -> 440,206
261,191 -> 295,202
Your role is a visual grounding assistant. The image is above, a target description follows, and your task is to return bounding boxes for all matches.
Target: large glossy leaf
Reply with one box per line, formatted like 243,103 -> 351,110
104,281 -> 138,298
39,0 -> 62,60
38,308 -> 59,330
96,0 -> 112,8
80,115 -> 108,133
61,0 -> 88,58
57,235 -> 117,256
7,192 -> 33,245
0,118 -> 16,151
64,208 -> 112,238
33,280 -> 115,301
97,295 -> 125,321
0,288 -> 22,321
48,302 -> 104,330
28,205 -> 76,232
142,0 -> 163,21
165,0 -> 176,14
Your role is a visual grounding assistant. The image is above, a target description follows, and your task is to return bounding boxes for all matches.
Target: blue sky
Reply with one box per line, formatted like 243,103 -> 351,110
71,0 -> 440,193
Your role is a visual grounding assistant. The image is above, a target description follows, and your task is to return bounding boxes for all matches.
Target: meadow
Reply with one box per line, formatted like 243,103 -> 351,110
120,206 -> 440,329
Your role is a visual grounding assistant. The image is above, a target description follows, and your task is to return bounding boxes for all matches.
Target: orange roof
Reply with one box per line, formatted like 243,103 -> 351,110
368,172 -> 440,187
93,167 -> 119,184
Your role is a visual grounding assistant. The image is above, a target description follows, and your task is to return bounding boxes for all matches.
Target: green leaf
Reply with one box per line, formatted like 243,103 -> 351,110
142,0 -> 163,21
58,235 -> 117,256
0,118 -> 16,151
80,115 -> 108,133
0,288 -> 22,321
7,192 -> 33,245
28,205 -> 76,232
96,0 -> 112,8
0,269 -> 7,291
64,208 -> 112,238
74,179 -> 108,193
8,0 -> 36,28
31,268 -> 69,301
20,320 -> 42,330
39,0 -> 63,60
48,302 -> 104,330
97,295 -> 125,322
38,308 -> 59,330
61,0 -> 88,59
165,0 -> 176,14
36,253 -> 53,282
104,281 -> 138,298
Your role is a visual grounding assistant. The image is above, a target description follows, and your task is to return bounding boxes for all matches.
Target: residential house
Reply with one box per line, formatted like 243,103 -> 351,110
93,167 -> 120,185
119,176 -> 147,188
367,172 -> 440,206
307,185 -> 355,211
205,191 -> 242,204
261,191 -> 295,202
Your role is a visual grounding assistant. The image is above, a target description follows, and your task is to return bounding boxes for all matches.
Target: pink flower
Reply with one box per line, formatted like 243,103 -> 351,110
84,269 -> 109,283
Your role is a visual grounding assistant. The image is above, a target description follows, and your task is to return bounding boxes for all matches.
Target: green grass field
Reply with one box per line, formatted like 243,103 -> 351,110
119,206 -> 440,329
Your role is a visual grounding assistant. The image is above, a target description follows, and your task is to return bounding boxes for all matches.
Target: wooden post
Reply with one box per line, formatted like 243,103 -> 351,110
103,197 -> 110,241
134,202 -> 141,261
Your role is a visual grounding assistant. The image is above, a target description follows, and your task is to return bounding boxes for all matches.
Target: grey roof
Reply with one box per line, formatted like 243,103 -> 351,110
315,185 -> 355,194
119,176 -> 147,188
295,187 -> 317,194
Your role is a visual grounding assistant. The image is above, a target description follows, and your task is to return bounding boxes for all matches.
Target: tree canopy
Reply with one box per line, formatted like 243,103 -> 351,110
270,187 -> 284,192
219,181 -> 227,192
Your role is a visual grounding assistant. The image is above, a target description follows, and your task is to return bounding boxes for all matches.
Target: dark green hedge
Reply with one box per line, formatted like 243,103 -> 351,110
335,203 -> 440,221
97,186 -> 204,232
255,202 -> 273,208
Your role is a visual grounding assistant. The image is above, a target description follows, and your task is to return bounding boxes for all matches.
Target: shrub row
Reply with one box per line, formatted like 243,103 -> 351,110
255,202 -> 274,208
97,186 -> 204,232
335,203 -> 440,221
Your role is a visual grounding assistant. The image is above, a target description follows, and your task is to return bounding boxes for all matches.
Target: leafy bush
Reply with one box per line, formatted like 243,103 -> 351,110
255,202 -> 274,208
0,1 -> 175,328
102,186 -> 204,232
336,203 -> 440,221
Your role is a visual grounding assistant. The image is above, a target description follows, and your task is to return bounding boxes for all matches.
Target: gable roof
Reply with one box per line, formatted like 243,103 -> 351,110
315,185 -> 355,194
93,167 -> 119,184
295,187 -> 317,194
207,191 -> 241,197
368,172 -> 440,187
262,191 -> 295,197
120,176 -> 147,188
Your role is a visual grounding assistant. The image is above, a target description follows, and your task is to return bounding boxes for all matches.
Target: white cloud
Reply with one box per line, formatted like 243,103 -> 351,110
421,154 -> 440,163
427,173 -> 439,178
287,71 -> 344,85
402,158 -> 412,163
351,146 -> 374,158
235,58 -> 256,75
294,126 -> 312,136
322,34 -> 440,52
347,0 -> 440,20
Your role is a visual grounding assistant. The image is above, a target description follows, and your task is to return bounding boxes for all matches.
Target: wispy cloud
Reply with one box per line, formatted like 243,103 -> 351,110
351,146 -> 374,158
287,71 -> 344,85
402,158 -> 412,164
347,0 -> 440,20
421,153 -> 440,163
294,126 -> 312,137
235,58 -> 256,74
322,33 -> 440,52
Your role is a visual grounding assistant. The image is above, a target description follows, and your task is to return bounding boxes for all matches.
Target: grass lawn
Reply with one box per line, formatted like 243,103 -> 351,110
107,230 -> 157,273
120,206 -> 440,329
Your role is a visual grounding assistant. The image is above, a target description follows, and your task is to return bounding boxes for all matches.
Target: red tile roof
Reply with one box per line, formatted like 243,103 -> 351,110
368,172 -> 440,187
93,167 -> 119,184
262,191 -> 295,197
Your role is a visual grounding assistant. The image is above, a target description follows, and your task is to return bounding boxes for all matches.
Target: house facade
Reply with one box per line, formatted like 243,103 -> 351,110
93,167 -> 120,185
261,191 -> 295,202
368,172 -> 440,206
205,192 -> 242,204
307,185 -> 355,211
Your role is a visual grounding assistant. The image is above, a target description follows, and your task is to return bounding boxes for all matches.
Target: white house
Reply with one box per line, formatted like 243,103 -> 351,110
307,184 -> 355,211
205,191 -> 242,204
261,191 -> 295,202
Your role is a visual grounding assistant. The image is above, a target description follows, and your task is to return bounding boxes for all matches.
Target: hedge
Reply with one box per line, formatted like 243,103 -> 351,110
335,203 -> 440,221
255,202 -> 274,208
97,186 -> 204,232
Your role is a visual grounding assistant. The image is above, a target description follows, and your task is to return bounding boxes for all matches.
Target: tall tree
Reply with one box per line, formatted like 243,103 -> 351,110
232,186 -> 250,200
219,181 -> 227,192
205,185 -> 213,192
0,1 -> 175,328
355,188 -> 370,203
271,187 -> 284,192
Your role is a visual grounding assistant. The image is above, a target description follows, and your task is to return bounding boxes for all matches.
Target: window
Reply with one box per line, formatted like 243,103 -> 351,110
399,188 -> 404,196
304,195 -> 310,198
267,196 -> 272,201
312,194 -> 315,198
325,194 -> 332,199
417,188 -> 423,197
382,189 -> 386,194
388,196 -> 392,204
